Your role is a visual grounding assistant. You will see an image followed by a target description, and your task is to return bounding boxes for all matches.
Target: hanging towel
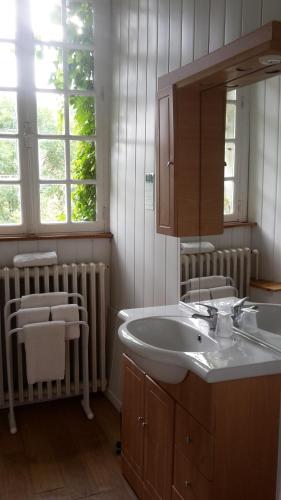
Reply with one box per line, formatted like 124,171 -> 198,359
186,289 -> 211,302
188,275 -> 227,290
210,286 -> 238,299
13,251 -> 58,268
180,242 -> 215,255
21,292 -> 68,309
51,304 -> 80,340
17,307 -> 50,328
23,321 -> 65,384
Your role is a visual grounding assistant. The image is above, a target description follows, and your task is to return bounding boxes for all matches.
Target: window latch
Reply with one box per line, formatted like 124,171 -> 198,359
23,122 -> 34,149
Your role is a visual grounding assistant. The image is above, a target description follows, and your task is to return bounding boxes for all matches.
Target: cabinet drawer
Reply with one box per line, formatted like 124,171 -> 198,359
173,448 -> 212,500
175,404 -> 214,480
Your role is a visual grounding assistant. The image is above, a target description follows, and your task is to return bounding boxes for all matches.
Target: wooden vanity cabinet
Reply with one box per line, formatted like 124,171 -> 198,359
156,85 -> 226,237
122,355 -> 174,500
122,354 -> 281,500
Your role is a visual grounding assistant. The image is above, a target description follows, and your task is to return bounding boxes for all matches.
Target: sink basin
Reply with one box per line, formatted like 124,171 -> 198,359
118,316 -> 219,384
126,317 -> 217,352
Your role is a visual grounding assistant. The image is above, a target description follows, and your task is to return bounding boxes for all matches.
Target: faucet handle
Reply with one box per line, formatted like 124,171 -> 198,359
232,296 -> 249,312
195,303 -> 218,316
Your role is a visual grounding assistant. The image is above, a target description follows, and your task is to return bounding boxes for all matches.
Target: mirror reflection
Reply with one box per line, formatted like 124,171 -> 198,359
180,76 -> 281,352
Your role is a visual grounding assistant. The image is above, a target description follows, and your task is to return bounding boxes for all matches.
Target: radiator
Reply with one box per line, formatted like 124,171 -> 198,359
0,262 -> 107,409
181,247 -> 260,298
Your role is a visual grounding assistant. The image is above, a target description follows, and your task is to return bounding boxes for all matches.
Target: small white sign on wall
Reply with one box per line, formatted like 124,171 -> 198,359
145,173 -> 154,211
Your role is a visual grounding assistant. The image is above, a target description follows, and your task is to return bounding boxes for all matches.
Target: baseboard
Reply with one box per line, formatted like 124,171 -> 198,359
105,388 -> 122,412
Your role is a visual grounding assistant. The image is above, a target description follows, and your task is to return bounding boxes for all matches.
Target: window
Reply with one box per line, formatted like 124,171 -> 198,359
0,0 -> 109,234
224,88 -> 249,222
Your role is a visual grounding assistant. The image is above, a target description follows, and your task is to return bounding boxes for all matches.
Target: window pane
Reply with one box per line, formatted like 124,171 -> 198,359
224,180 -> 234,215
37,93 -> 65,134
66,1 -> 94,44
70,141 -> 96,180
0,92 -> 17,134
69,96 -> 95,135
0,139 -> 19,180
71,184 -> 96,222
224,143 -> 235,177
0,44 -> 16,87
0,0 -> 16,39
39,140 -> 66,180
35,46 -> 63,90
40,184 -> 66,223
225,102 -> 236,139
0,185 -> 21,224
67,49 -> 94,90
30,0 -> 63,42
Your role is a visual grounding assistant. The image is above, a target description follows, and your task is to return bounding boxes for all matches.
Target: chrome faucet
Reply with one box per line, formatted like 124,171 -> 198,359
192,303 -> 218,331
232,296 -> 249,327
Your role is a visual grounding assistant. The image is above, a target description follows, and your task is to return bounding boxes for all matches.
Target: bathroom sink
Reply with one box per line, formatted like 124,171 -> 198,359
126,317 -> 217,352
118,316 -> 219,383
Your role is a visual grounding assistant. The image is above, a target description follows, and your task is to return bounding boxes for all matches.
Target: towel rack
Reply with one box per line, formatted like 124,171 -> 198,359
4,293 -> 94,434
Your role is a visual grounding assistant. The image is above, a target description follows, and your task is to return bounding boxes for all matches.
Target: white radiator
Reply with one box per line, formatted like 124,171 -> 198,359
181,247 -> 260,298
0,262 -> 107,409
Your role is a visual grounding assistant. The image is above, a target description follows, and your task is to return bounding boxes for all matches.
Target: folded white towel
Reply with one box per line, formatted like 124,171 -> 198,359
13,252 -> 58,268
188,275 -> 227,290
51,304 -> 80,340
210,286 -> 238,299
180,242 -> 215,255
17,307 -> 50,328
186,289 -> 211,302
23,321 -> 65,384
21,292 -> 68,309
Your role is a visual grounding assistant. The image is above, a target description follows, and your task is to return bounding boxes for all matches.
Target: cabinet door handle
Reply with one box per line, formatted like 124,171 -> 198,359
137,416 -> 144,423
166,160 -> 174,168
184,480 -> 192,488
185,434 -> 192,445
141,421 -> 148,427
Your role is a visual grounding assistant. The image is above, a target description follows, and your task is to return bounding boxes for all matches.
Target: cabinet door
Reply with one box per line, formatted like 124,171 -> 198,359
122,354 -> 145,496
156,86 -> 175,235
143,376 -> 174,500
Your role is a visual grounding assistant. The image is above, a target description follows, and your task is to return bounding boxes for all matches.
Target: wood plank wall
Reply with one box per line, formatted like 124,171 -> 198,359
249,2 -> 281,281
108,0 -> 281,407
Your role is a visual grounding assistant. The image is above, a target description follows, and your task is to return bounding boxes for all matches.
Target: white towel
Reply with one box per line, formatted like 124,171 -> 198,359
17,307 -> 50,328
21,292 -> 68,309
186,289 -> 211,302
180,242 -> 215,255
210,286 -> 237,299
13,251 -> 58,268
51,304 -> 80,340
23,321 -> 65,384
188,275 -> 227,290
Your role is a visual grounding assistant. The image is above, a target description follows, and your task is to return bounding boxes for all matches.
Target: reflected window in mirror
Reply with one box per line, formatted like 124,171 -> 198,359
224,88 -> 249,223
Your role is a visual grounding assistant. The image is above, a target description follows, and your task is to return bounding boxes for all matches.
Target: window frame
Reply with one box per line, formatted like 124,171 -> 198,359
224,87 -> 250,223
0,0 -> 110,235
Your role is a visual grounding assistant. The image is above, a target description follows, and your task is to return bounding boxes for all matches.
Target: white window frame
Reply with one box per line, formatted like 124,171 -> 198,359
0,0 -> 110,235
224,87 -> 250,223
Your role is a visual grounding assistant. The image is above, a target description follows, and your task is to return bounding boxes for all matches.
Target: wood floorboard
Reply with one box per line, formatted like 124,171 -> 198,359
0,395 -> 137,500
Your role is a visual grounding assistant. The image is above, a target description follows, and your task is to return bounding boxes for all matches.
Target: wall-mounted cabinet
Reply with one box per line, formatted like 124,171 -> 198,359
156,21 -> 281,237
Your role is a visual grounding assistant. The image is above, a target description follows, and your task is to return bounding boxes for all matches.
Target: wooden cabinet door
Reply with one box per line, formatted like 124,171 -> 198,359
122,354 -> 145,495
156,86 -> 175,235
143,376 -> 174,500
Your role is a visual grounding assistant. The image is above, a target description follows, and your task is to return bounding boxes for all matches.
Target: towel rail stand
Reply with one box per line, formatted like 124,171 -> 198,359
4,293 -> 94,434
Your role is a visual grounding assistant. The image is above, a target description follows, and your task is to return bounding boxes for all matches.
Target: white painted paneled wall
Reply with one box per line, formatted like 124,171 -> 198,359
248,0 -> 281,282
108,0 -> 281,417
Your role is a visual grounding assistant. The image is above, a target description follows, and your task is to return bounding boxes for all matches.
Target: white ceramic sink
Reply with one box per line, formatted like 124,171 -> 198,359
118,316 -> 219,383
118,303 -> 281,384
126,317 -> 217,352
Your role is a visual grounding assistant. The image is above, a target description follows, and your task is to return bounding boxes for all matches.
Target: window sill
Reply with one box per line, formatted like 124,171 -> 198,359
0,232 -> 113,242
224,221 -> 257,229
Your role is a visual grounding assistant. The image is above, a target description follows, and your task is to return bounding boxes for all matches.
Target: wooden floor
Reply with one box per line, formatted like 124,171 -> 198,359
0,395 -> 137,500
